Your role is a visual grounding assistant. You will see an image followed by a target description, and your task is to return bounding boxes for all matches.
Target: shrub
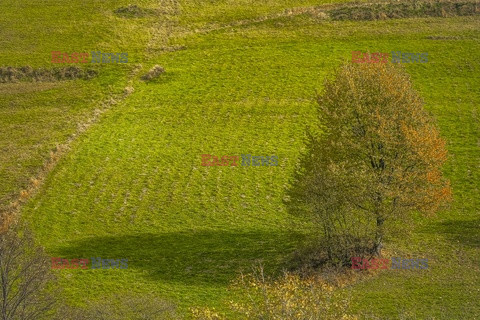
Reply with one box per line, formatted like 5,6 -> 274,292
230,266 -> 355,320
192,265 -> 356,320
191,307 -> 225,320
114,5 -> 157,18
0,66 -> 97,83
141,65 -> 165,81
328,0 -> 480,21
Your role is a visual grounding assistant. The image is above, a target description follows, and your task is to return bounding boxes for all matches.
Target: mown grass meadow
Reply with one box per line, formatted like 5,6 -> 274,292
1,0 -> 479,318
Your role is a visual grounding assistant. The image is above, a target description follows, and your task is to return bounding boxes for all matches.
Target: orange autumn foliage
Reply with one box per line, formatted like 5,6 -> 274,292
291,62 -> 452,260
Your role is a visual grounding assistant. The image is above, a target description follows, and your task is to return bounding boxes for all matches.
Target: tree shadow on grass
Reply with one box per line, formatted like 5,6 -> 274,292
55,229 -> 306,286
424,218 -> 480,248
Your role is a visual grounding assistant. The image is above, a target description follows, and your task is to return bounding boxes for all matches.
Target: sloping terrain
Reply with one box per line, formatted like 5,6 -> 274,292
1,0 -> 479,318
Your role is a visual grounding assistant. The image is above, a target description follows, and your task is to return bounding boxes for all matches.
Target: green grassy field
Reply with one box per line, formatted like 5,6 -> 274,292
1,0 -> 479,318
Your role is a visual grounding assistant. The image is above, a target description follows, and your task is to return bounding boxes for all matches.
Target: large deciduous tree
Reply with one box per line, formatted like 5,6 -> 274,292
292,62 -> 451,262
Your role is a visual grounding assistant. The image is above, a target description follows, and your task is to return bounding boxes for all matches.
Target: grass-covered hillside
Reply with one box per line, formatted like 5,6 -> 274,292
1,0 -> 479,318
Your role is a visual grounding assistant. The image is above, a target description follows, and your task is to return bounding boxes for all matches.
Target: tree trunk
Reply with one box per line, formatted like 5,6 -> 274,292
373,216 -> 385,255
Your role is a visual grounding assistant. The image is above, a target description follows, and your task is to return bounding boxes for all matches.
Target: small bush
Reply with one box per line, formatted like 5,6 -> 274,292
192,265 -> 356,320
230,266 -> 356,320
191,307 -> 225,320
328,0 -> 479,21
425,35 -> 462,40
55,293 -> 178,320
0,66 -> 97,83
141,65 -> 165,81
114,5 -> 157,18
289,235 -> 374,271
